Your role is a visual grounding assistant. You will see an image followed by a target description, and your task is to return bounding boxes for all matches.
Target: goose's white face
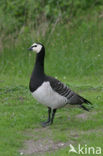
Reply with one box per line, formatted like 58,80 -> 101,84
29,43 -> 43,53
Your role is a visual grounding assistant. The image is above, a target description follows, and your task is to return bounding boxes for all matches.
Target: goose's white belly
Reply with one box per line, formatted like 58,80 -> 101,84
32,82 -> 68,109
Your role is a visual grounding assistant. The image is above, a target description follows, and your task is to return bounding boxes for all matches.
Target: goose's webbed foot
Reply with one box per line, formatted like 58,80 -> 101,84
41,107 -> 56,127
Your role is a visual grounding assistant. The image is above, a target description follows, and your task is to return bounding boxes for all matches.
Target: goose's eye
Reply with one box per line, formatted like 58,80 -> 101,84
33,45 -> 37,47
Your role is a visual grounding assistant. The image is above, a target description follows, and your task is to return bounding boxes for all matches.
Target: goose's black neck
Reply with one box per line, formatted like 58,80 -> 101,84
33,47 -> 45,76
29,47 -> 45,92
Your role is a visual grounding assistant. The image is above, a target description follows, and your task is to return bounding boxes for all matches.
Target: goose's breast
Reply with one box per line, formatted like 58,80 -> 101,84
32,82 -> 67,109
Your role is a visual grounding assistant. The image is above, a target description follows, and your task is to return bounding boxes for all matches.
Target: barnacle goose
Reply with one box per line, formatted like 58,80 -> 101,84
28,42 -> 92,127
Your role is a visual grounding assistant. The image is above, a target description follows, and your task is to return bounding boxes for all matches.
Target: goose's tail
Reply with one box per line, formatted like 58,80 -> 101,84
83,98 -> 92,105
79,96 -> 93,111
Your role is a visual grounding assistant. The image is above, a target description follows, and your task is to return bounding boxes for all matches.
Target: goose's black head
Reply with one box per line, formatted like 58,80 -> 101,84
28,42 -> 44,53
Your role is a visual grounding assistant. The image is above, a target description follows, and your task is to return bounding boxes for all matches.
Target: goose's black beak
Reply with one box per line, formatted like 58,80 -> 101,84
28,47 -> 32,51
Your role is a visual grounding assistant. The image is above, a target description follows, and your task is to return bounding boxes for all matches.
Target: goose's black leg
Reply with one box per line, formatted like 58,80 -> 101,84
51,109 -> 57,124
47,107 -> 51,122
41,107 -> 51,127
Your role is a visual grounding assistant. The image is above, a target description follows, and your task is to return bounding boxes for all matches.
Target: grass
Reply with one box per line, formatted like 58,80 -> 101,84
0,12 -> 103,156
0,73 -> 103,156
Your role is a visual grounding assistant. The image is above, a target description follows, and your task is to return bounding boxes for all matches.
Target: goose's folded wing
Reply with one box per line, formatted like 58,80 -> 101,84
46,76 -> 83,104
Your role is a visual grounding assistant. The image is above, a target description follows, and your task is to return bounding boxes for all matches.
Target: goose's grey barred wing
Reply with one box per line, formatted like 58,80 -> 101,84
46,76 -> 83,105
46,76 -> 92,107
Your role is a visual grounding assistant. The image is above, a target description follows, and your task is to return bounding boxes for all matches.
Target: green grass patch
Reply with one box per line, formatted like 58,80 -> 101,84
0,74 -> 103,155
